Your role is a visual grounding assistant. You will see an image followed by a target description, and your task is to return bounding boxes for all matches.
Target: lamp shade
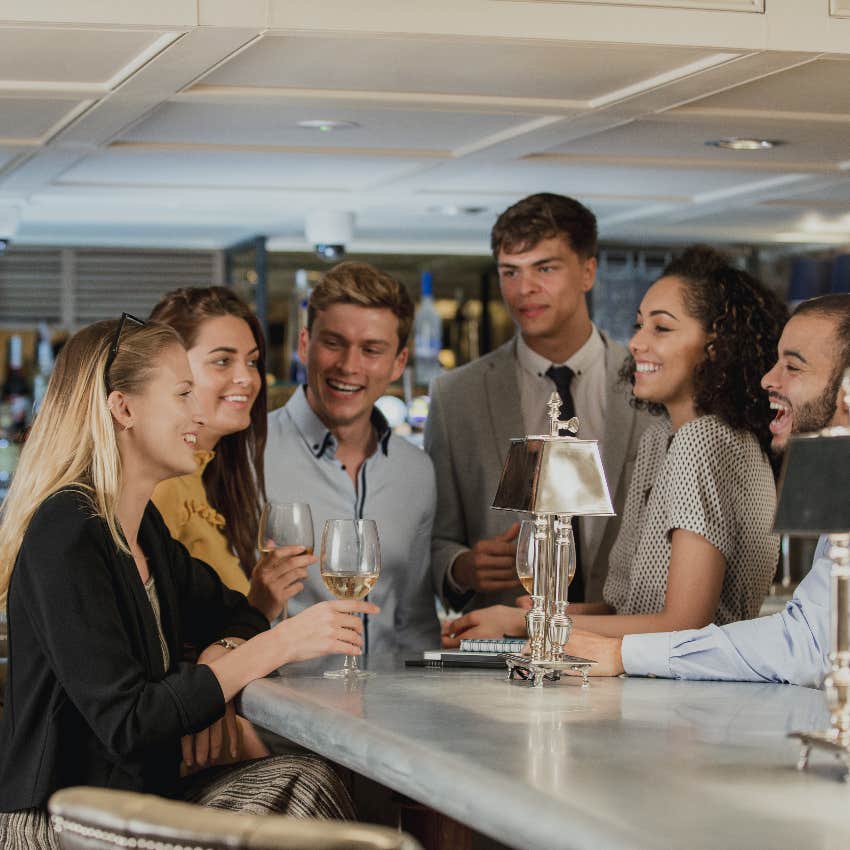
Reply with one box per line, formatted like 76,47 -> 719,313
773,435 -> 850,534
492,437 -> 614,516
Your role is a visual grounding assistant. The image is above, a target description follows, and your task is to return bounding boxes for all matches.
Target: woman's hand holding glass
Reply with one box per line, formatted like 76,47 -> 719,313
249,502 -> 316,621
272,598 -> 379,664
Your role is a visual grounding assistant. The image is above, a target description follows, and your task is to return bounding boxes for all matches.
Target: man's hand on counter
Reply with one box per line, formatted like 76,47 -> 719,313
564,629 -> 625,677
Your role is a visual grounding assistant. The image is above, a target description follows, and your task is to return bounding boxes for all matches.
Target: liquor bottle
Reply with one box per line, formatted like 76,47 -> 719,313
413,271 -> 442,388
31,322 -> 54,418
2,335 -> 31,440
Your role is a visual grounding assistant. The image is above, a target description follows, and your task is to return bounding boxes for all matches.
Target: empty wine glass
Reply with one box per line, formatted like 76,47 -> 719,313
258,501 -> 314,618
320,519 -> 381,679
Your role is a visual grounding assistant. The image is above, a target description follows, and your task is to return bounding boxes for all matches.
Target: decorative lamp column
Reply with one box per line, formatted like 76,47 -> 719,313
491,392 -> 614,687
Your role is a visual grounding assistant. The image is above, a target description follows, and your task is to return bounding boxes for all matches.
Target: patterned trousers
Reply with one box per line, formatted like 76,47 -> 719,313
0,754 -> 355,850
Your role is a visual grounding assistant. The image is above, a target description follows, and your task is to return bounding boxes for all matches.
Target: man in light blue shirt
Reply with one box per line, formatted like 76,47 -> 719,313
265,262 -> 439,654
565,294 -> 850,686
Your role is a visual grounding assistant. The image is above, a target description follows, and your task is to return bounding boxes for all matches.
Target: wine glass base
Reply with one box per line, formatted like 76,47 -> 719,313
323,669 -> 374,679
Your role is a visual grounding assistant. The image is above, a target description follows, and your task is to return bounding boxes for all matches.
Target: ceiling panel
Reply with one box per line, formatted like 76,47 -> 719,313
423,159 -> 761,199
57,149 -> 434,191
758,181 -> 850,208
120,101 -> 544,151
0,147 -> 23,170
681,58 -> 850,115
0,97 -> 89,140
543,115 -> 850,165
0,28 -> 171,85
202,34 -> 718,101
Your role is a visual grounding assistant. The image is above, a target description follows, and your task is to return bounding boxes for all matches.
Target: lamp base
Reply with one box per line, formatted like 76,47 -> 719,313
504,653 -> 595,689
789,730 -> 850,780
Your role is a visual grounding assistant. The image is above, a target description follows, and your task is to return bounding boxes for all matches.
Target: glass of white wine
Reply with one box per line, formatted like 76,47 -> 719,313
258,502 -> 314,619
515,518 -> 576,595
320,518 -> 380,679
516,519 -> 536,595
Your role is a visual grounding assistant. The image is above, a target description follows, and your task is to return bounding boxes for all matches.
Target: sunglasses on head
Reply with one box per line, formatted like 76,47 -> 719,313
104,313 -> 146,395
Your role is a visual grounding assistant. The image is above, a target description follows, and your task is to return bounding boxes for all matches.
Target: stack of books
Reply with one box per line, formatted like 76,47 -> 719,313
408,637 -> 527,669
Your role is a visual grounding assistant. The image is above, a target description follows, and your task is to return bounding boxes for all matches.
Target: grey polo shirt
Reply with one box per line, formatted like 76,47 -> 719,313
265,387 -> 440,654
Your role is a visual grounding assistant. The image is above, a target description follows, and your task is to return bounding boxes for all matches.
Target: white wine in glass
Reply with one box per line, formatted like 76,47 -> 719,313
516,518 -> 577,595
516,519 -> 536,595
258,502 -> 314,618
320,518 -> 380,679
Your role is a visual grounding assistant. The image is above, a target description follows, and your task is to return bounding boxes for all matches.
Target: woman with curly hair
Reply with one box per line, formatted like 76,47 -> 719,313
443,245 -> 787,641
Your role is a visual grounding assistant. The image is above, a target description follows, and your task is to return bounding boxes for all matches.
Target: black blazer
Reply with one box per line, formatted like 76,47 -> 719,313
0,488 -> 268,811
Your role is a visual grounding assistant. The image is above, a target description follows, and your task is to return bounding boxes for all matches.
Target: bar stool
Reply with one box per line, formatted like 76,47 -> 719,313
48,787 -> 423,850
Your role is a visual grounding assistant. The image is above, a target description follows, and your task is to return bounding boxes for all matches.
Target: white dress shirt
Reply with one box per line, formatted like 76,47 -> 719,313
622,536 -> 831,688
515,325 -> 607,441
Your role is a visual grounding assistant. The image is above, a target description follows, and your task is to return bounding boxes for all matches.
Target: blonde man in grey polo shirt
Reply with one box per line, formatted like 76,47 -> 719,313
265,262 -> 439,654
426,193 -> 650,622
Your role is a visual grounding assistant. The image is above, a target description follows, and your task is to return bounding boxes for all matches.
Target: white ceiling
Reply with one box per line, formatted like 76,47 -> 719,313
1,0 -> 850,252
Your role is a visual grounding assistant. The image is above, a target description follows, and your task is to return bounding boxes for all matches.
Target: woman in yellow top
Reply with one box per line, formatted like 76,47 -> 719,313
150,287 -> 313,622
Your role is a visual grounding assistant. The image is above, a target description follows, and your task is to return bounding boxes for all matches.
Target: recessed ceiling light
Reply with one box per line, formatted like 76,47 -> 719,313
297,119 -> 359,132
705,138 -> 782,151
427,205 -> 488,216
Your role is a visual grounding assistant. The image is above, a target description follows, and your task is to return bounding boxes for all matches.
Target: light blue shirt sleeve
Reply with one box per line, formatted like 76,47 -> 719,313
621,536 -> 832,689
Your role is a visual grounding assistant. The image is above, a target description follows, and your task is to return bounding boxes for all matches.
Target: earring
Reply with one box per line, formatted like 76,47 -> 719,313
123,423 -> 133,432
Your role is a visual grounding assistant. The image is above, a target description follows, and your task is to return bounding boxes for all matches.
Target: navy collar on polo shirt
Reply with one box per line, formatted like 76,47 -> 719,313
287,385 -> 392,460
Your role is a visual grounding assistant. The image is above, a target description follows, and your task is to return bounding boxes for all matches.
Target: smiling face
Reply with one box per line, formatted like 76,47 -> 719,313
497,236 -> 595,353
119,342 -> 204,480
761,313 -> 843,453
299,302 -> 408,432
629,275 -> 711,425
185,315 -> 262,449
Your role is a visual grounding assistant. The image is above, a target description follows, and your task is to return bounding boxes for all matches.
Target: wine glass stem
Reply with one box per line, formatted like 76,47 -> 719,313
344,655 -> 359,674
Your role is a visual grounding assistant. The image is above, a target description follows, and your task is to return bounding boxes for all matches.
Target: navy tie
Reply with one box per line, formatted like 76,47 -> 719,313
544,365 -> 585,602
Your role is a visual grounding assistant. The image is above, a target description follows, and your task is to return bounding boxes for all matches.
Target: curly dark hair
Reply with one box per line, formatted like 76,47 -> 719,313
620,245 -> 788,457
149,287 -> 267,576
490,193 -> 598,259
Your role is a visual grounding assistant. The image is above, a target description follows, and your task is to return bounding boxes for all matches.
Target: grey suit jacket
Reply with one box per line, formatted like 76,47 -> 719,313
424,331 -> 651,611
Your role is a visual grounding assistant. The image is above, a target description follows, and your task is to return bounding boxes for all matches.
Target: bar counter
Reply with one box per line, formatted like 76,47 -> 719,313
239,654 -> 850,850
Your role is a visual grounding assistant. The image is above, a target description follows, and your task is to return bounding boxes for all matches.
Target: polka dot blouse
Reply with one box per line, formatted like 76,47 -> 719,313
603,415 -> 779,625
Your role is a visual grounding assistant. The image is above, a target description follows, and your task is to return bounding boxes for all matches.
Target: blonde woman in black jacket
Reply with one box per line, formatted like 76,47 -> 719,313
0,318 -> 376,849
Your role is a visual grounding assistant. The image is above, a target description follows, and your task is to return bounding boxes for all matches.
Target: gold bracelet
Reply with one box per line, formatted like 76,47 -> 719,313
214,638 -> 239,651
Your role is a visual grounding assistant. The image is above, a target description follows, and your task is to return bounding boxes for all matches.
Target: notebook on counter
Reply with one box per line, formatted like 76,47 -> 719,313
405,638 -> 527,669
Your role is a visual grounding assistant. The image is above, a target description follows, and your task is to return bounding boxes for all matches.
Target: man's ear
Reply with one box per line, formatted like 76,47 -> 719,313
836,368 -> 850,427
391,346 -> 409,382
107,390 -> 134,431
582,256 -> 597,294
297,327 -> 310,366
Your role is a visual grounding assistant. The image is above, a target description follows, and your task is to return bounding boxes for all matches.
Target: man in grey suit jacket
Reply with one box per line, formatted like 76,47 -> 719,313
425,193 -> 650,615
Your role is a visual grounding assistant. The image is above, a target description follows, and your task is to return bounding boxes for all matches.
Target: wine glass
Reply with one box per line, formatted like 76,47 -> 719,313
515,519 -> 537,595
320,519 -> 381,679
258,502 -> 314,618
515,519 -> 577,594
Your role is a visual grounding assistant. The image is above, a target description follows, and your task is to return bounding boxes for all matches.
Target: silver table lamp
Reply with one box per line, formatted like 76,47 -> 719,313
491,393 -> 614,687
777,371 -> 850,777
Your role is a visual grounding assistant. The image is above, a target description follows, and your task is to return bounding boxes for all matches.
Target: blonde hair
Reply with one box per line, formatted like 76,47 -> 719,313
0,319 -> 182,605
307,261 -> 414,351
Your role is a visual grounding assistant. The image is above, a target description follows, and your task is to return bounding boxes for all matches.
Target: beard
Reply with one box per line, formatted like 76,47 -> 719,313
792,373 -> 840,437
